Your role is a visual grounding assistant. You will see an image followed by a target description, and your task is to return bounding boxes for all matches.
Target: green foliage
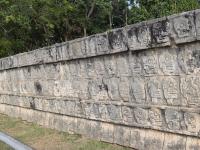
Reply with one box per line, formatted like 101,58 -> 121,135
0,0 -> 199,58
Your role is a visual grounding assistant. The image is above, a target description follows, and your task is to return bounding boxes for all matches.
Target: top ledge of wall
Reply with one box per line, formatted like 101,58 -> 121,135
0,9 -> 200,70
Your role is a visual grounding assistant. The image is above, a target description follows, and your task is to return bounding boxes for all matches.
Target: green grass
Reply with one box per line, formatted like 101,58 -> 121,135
0,141 -> 13,150
0,114 -> 132,150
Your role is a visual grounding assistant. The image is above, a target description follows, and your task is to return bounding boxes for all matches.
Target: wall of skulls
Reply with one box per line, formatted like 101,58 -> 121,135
1,9 -> 200,149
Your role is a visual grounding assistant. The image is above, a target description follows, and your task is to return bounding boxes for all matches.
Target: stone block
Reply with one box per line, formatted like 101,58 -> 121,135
104,56 -> 117,78
68,38 -> 86,59
133,107 -> 149,125
195,10 -> 200,40
107,104 -> 122,122
147,77 -> 164,105
148,108 -> 163,127
165,109 -> 183,131
163,133 -> 186,150
99,104 -> 109,120
103,77 -> 120,101
129,53 -> 143,76
85,58 -> 96,78
162,77 -> 180,106
85,35 -> 97,57
168,11 -> 196,44
177,43 -> 200,75
158,48 -> 180,75
94,58 -> 106,77
114,126 -> 131,147
126,21 -> 151,51
144,130 -> 164,150
186,137 -> 200,150
96,32 -> 110,55
130,128 -> 146,149
148,17 -> 170,47
180,76 -> 200,106
108,28 -> 128,53
121,106 -> 135,125
141,51 -> 160,75
100,123 -> 114,143
118,77 -> 132,102
116,54 -> 130,77
184,112 -> 200,134
130,77 -> 146,104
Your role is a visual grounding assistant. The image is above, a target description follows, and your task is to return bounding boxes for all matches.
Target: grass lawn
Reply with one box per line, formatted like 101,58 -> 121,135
0,114 -> 132,150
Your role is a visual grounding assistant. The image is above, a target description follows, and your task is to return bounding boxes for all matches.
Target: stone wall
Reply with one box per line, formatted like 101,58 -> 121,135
1,9 -> 200,149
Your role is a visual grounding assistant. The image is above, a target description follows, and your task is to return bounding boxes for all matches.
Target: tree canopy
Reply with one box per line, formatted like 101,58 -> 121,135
0,0 -> 199,57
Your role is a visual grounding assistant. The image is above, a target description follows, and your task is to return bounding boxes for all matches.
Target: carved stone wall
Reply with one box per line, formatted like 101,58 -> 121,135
1,10 -> 200,149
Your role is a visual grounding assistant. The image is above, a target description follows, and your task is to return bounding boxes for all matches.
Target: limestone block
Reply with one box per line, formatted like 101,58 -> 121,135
141,51 -> 160,75
116,54 -> 130,77
62,116 -> 77,134
130,77 -> 146,104
76,60 -> 88,79
118,77 -> 132,102
121,106 -> 135,125
85,35 -> 97,57
148,17 -> 170,47
69,61 -> 78,78
186,137 -> 200,150
64,101 -> 76,115
99,104 -> 109,120
96,32 -> 110,55
165,109 -> 183,131
163,133 -> 186,150
107,104 -> 122,122
126,22 -> 151,51
162,77 -> 180,106
100,123 -> 114,143
85,58 -> 96,78
68,38 -> 86,59
76,118 -> 89,136
168,11 -> 196,44
60,63 -> 71,80
88,79 -> 109,101
108,28 -> 127,53
30,65 -> 45,79
104,56 -> 117,78
77,78 -> 90,99
74,101 -> 85,117
147,77 -> 164,105
133,107 -> 149,125
148,108 -> 163,127
195,10 -> 200,40
144,130 -> 164,150
44,63 -> 61,80
177,43 -> 200,74
184,112 -> 200,135
180,76 -> 200,106
103,77 -> 120,101
130,128 -> 146,150
72,78 -> 85,99
114,126 -> 131,147
129,53 -> 143,76
89,121 -> 101,139
158,48 -> 180,75
46,46 -> 56,62
94,58 -> 106,77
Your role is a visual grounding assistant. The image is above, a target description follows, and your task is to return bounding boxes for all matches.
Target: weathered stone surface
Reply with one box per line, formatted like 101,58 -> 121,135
168,11 -> 196,44
2,9 -> 200,150
127,22 -> 151,51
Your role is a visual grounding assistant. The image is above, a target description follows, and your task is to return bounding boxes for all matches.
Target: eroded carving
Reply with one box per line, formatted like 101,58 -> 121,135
133,108 -> 148,125
162,77 -> 180,105
147,78 -> 163,104
131,78 -> 146,103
